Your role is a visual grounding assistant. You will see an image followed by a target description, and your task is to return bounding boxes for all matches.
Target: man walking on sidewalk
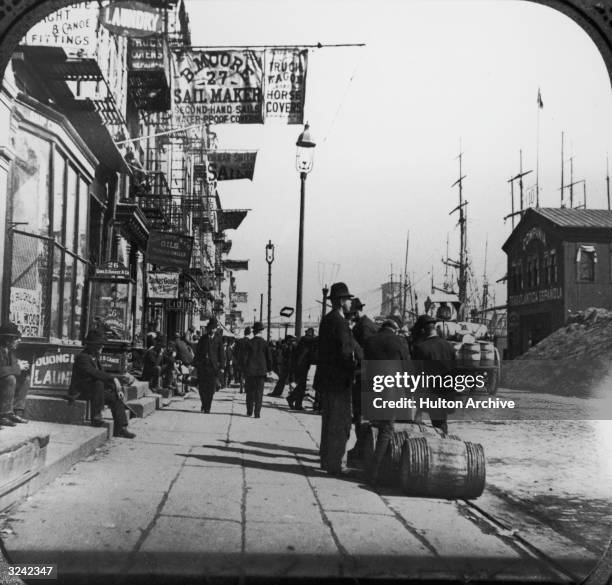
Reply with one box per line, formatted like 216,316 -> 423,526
68,330 -> 135,439
316,282 -> 359,476
244,322 -> 272,418
287,327 -> 316,411
193,318 -> 225,413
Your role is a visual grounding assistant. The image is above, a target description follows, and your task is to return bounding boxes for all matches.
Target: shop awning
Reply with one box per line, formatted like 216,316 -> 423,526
217,209 -> 249,231
223,259 -> 249,271
61,104 -> 131,175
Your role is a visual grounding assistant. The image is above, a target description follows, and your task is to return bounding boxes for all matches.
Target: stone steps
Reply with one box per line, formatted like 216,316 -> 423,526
0,423 -> 107,512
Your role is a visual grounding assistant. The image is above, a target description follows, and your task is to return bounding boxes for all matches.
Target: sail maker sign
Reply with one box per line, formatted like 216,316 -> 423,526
100,1 -> 163,37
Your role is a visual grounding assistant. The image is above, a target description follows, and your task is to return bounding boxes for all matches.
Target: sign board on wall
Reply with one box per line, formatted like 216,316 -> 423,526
30,349 -> 80,390
130,36 -> 165,71
9,287 -> 43,338
100,1 -> 163,37
23,2 -> 100,57
148,272 -> 179,299
146,231 -> 194,269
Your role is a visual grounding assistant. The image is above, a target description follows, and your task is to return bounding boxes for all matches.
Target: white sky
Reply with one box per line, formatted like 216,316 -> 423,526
185,0 -> 612,322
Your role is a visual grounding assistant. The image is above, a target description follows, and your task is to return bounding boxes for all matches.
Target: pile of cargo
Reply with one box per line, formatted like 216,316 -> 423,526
501,307 -> 612,397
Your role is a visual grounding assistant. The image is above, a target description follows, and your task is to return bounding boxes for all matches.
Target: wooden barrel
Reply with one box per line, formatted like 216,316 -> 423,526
460,342 -> 481,367
399,436 -> 486,499
479,341 -> 495,367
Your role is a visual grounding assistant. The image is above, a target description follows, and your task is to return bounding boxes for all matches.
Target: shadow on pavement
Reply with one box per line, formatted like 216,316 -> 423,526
199,443 -> 319,463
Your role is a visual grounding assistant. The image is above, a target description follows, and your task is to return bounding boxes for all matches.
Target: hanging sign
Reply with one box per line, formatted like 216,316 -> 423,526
146,230 -> 194,269
148,272 -> 179,299
264,49 -> 308,124
100,1 -> 163,37
231,292 -> 248,304
194,151 -> 257,182
129,36 -> 166,71
173,50 -> 264,126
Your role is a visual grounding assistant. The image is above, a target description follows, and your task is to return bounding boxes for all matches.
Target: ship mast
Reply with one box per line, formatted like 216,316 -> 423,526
449,144 -> 468,320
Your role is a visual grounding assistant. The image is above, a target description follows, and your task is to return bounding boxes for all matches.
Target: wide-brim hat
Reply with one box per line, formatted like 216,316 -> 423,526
329,282 -> 353,300
206,317 -> 219,330
0,322 -> 21,338
85,329 -> 107,345
350,298 -> 365,311
253,321 -> 264,333
381,319 -> 400,331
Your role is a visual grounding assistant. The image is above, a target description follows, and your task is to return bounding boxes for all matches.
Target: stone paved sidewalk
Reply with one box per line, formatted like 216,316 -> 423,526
0,383 -> 598,582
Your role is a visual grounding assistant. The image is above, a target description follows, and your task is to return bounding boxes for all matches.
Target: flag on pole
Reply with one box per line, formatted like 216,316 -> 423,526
537,88 -> 544,109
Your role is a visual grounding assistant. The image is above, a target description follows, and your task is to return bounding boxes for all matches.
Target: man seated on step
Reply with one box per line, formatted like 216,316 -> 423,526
67,330 -> 136,439
0,322 -> 30,428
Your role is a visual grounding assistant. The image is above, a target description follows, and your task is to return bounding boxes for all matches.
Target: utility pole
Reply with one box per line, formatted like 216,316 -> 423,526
561,131 -> 565,207
259,293 -> 263,323
607,156 -> 611,211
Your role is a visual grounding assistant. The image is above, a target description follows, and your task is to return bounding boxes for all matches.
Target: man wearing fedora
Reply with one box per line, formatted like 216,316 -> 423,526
0,322 -> 30,427
412,314 -> 457,434
193,317 -> 225,413
243,321 -> 272,418
317,282 -> 359,475
68,330 -> 135,438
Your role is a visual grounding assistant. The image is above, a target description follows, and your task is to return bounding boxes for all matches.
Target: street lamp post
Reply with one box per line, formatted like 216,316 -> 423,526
265,240 -> 275,342
295,123 -> 316,339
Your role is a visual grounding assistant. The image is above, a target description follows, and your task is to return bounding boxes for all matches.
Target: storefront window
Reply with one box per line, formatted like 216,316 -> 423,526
11,131 -> 50,237
73,260 -> 87,340
88,280 -> 133,342
62,253 -> 75,338
8,232 -> 49,338
78,177 -> 89,258
65,165 -> 78,251
49,244 -> 62,339
52,150 -> 65,240
134,253 -> 145,347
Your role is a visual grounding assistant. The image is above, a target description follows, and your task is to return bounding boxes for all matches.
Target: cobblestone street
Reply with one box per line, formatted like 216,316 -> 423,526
1,383 -> 607,582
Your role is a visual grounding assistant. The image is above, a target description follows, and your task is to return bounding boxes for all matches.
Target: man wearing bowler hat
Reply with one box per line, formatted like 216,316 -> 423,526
193,317 -> 225,413
68,330 -> 135,438
316,282 -> 359,475
412,314 -> 456,434
243,321 -> 272,418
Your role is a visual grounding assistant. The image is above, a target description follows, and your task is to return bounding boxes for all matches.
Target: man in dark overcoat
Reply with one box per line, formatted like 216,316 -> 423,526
412,314 -> 456,434
243,321 -> 272,418
347,298 -> 379,464
68,330 -> 135,438
316,282 -> 359,475
234,326 -> 251,393
193,318 -> 225,413
362,318 -> 412,482
287,327 -> 316,411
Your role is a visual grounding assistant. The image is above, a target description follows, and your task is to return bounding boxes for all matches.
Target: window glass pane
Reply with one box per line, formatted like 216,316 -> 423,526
62,253 -> 75,338
52,151 -> 65,240
65,166 -> 78,251
73,260 -> 86,341
78,178 -> 89,258
9,233 -> 49,338
89,280 -> 133,341
11,131 -> 50,236
50,245 -> 62,339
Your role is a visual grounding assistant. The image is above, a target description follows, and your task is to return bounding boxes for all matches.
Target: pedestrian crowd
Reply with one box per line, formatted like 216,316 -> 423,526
0,281 -> 457,485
